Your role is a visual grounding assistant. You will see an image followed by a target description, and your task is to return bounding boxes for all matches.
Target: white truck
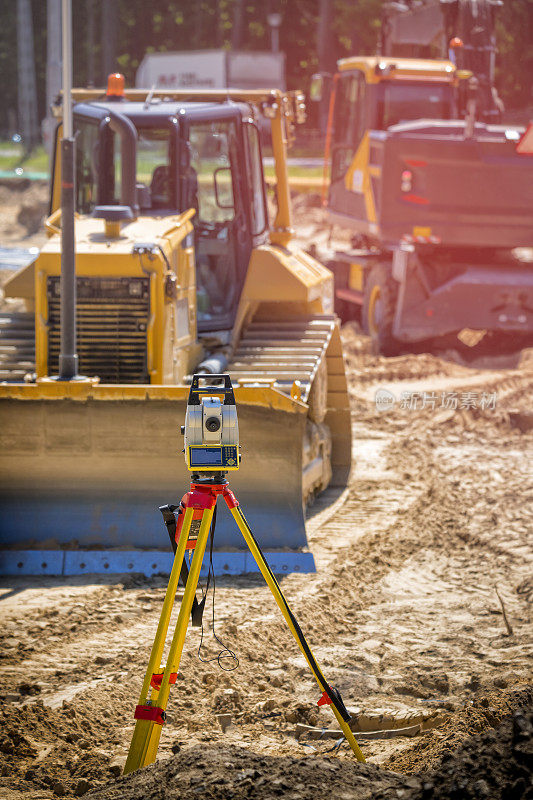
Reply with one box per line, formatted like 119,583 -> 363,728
136,49 -> 286,91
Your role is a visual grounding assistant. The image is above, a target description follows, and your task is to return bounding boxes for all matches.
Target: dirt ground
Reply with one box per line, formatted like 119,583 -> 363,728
0,187 -> 532,798
0,179 -> 48,247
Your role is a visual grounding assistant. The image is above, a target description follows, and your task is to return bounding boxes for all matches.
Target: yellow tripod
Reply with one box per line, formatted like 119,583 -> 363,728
124,478 -> 365,774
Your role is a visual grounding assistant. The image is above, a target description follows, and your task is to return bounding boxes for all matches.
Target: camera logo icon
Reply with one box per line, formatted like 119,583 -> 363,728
374,388 -> 396,413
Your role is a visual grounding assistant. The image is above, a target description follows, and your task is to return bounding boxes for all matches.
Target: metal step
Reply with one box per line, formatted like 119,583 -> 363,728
231,357 -> 317,367
0,312 -> 35,381
0,370 -> 29,382
235,345 -> 324,355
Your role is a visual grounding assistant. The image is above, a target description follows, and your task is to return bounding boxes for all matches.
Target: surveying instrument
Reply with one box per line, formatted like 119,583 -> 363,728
124,374 -> 365,774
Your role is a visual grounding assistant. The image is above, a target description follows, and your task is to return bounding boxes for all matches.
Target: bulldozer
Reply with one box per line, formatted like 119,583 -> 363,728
0,77 -> 351,576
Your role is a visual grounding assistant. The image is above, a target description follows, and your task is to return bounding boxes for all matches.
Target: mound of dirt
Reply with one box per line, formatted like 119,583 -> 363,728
87,744 -> 420,800
0,700 -> 119,796
415,697 -> 533,800
291,192 -> 323,211
385,687 -> 533,775
340,324 -> 471,385
84,689 -> 533,800
16,187 -> 48,235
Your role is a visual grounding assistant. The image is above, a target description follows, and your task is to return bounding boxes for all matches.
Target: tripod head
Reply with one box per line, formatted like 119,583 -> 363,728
182,374 -> 240,475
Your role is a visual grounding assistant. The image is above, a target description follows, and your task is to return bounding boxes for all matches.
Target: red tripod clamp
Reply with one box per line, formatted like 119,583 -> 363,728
150,672 -> 178,690
175,484 -> 218,550
317,689 -> 333,707
134,704 -> 166,726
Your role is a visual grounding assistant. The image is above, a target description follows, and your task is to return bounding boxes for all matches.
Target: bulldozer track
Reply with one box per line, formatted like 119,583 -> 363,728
228,315 -> 337,401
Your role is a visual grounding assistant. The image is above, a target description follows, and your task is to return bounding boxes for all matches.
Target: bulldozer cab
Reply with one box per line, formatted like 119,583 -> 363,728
184,111 -> 268,332
51,98 -> 268,335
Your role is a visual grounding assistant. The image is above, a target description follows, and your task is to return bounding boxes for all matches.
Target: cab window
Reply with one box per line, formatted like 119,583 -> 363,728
136,128 -> 172,209
75,121 -> 123,211
75,120 -> 99,213
377,83 -> 452,128
245,123 -> 268,235
112,132 -> 122,205
187,119 -> 243,330
188,121 -> 236,224
331,71 -> 365,183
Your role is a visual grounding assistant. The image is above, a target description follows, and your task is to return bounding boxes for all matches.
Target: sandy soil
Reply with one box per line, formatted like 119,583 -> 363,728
1,335 -> 531,798
0,189 -> 532,798
0,179 -> 48,248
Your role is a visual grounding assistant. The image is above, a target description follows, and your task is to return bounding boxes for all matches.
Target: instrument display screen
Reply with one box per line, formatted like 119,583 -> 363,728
189,447 -> 223,467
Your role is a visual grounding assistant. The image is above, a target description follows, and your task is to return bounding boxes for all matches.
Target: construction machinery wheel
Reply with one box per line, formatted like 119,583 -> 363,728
363,264 -> 400,356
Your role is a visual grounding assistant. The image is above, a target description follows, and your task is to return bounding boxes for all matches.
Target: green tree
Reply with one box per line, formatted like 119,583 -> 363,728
496,0 -> 533,110
0,0 -> 530,140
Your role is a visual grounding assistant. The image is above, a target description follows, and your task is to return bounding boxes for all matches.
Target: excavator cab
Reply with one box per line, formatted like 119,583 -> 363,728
323,57 -> 456,234
381,0 -> 504,122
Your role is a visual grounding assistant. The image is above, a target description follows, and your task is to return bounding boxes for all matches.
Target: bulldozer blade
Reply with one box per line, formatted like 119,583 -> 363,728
0,384 -> 347,573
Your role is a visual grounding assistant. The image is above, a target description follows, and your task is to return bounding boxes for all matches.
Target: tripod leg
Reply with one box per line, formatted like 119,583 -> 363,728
124,507 -> 192,775
127,501 -> 215,772
143,503 -> 213,766
226,496 -> 365,763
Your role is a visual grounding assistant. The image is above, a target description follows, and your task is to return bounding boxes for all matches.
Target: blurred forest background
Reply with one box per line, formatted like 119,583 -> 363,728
0,0 -> 532,138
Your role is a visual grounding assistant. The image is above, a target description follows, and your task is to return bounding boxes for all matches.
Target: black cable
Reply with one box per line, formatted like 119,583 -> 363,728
156,244 -> 172,273
235,506 -> 351,722
197,504 -> 239,671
